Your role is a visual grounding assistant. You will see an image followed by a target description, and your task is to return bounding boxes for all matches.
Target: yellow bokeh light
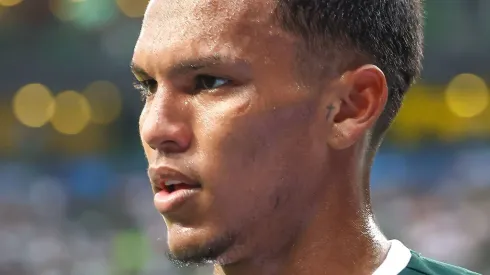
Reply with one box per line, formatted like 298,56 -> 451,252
51,91 -> 91,135
13,83 -> 55,128
391,85 -> 433,142
83,81 -> 122,125
445,74 -> 489,118
116,0 -> 148,18
0,0 -> 23,7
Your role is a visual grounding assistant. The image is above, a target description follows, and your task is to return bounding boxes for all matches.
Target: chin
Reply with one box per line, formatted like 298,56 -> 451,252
165,223 -> 238,266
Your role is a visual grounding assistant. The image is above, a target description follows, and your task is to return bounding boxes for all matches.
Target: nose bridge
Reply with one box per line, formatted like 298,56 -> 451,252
140,87 -> 191,152
150,87 -> 177,123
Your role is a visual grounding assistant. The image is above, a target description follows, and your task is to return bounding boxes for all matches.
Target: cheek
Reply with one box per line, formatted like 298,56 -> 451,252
197,101 -> 320,215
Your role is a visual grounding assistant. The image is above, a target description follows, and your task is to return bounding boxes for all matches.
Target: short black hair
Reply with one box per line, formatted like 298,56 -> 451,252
274,0 -> 424,150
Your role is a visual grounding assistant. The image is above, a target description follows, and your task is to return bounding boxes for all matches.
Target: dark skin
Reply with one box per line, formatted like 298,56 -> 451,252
132,0 -> 390,274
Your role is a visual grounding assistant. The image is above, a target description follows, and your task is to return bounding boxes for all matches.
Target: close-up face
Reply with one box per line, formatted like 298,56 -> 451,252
133,0 -> 341,265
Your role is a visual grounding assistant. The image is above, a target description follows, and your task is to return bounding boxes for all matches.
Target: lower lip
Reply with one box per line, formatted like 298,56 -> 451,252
154,188 -> 200,213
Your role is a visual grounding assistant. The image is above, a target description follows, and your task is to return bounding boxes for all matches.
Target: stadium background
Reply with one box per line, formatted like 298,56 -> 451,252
1,0 -> 489,274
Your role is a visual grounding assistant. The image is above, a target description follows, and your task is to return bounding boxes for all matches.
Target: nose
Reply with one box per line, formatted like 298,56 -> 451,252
139,90 -> 192,155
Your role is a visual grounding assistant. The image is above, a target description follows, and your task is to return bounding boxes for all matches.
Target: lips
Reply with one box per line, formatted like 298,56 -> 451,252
148,166 -> 202,213
161,179 -> 201,193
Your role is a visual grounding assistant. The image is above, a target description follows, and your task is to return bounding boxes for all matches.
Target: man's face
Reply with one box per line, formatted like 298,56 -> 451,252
133,0 -> 334,265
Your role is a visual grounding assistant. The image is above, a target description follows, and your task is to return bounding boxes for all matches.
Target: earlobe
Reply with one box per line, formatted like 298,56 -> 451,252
327,65 -> 388,150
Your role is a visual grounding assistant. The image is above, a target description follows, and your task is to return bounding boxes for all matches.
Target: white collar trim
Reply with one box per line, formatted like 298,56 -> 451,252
372,240 -> 412,275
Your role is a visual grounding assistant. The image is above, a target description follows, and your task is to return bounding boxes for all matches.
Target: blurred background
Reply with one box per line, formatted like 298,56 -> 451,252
0,0 -> 489,274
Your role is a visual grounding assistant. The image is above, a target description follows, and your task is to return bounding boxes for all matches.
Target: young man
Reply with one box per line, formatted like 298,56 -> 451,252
131,0 -> 480,274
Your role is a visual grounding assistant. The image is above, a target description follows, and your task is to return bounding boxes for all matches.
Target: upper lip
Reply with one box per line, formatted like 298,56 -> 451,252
148,166 -> 200,192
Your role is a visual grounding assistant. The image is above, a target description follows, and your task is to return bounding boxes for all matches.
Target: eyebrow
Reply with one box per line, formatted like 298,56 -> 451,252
130,54 -> 233,79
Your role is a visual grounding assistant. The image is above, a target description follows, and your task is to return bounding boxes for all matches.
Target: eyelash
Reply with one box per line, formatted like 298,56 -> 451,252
133,79 -> 157,101
133,75 -> 230,101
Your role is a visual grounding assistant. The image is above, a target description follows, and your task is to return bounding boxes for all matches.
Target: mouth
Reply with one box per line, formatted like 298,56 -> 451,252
149,166 -> 202,213
158,179 -> 202,194
154,181 -> 202,214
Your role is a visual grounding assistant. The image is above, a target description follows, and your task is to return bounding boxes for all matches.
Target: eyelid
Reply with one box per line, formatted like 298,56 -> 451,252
133,73 -> 146,82
133,72 -> 234,96
140,78 -> 157,87
195,75 -> 231,91
133,77 -> 158,100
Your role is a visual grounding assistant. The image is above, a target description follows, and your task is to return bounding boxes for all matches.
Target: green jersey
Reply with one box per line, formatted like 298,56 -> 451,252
373,240 -> 481,275
399,251 -> 481,275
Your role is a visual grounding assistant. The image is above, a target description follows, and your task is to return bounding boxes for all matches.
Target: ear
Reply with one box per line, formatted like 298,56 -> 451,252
327,65 -> 388,150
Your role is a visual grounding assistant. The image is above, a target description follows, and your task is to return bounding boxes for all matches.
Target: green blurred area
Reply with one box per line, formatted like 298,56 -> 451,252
112,230 -> 150,273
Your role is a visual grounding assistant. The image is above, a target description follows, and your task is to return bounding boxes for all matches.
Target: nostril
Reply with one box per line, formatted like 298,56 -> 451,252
159,140 -> 188,154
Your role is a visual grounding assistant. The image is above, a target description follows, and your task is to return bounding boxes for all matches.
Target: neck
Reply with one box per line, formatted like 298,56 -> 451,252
214,147 -> 390,275
215,208 -> 389,275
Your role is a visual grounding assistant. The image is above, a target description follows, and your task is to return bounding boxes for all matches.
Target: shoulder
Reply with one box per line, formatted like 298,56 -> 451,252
400,251 -> 482,275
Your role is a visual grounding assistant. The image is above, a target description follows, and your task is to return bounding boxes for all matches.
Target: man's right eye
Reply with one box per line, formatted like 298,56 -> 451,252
133,79 -> 157,100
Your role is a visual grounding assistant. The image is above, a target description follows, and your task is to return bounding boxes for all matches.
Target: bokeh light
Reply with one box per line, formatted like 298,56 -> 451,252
390,85 -> 432,144
83,81 -> 122,125
116,0 -> 148,18
51,90 -> 91,135
0,0 -> 22,7
50,0 -> 77,21
49,0 -> 116,29
13,83 -> 55,128
445,74 -> 489,118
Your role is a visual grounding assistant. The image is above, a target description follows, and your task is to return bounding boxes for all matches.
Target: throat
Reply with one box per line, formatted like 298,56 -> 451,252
214,216 -> 389,275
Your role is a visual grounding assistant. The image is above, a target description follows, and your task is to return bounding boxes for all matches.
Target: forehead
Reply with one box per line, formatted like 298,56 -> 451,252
143,0 -> 272,33
133,0 -> 294,69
